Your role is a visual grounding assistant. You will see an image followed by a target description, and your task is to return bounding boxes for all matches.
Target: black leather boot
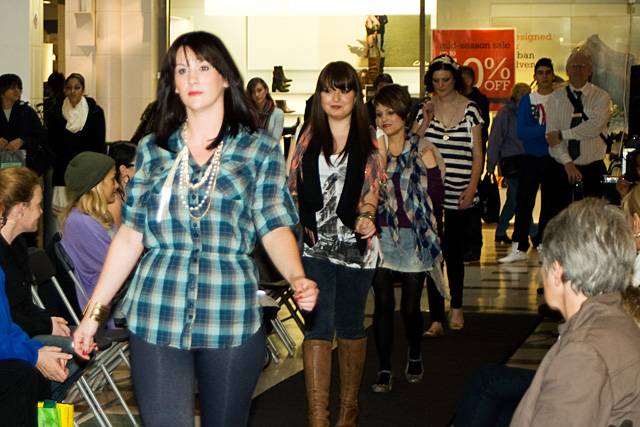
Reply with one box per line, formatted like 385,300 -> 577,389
274,65 -> 292,82
272,75 -> 290,92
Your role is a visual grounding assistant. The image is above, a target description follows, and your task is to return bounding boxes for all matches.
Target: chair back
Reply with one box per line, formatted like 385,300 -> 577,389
37,233 -> 85,324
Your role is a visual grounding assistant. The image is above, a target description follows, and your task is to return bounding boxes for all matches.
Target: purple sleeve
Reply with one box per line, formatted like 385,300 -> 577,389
426,167 -> 444,211
61,210 -> 112,309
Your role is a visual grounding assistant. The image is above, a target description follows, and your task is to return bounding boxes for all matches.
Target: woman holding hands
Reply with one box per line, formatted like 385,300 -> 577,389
73,31 -> 317,427
288,61 -> 384,427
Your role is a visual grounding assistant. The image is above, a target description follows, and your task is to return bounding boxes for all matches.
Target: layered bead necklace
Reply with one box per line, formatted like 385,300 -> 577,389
177,124 -> 224,220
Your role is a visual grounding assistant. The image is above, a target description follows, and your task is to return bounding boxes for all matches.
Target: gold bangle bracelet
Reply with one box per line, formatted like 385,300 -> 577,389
85,302 -> 110,323
356,212 -> 376,223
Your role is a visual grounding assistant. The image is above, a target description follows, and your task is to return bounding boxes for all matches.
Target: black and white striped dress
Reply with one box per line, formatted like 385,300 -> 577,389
421,102 -> 483,210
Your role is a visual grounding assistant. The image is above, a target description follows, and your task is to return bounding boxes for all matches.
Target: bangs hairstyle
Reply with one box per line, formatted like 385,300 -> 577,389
154,31 -> 255,151
0,167 -> 39,222
424,55 -> 464,94
309,61 -> 374,164
374,84 -> 412,122
0,74 -> 23,96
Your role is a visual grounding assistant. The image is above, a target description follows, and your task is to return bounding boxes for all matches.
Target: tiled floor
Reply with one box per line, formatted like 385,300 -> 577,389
74,224 -> 560,426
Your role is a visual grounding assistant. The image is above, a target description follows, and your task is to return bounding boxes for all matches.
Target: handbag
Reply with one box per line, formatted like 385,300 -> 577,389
499,155 -> 521,178
0,149 -> 26,169
37,400 -> 74,427
479,172 -> 500,224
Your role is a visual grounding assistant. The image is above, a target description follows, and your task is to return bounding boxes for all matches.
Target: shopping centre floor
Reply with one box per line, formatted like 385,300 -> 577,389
75,224 -> 559,426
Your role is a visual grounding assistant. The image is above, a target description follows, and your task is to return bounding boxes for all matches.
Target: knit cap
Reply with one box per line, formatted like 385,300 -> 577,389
64,152 -> 115,198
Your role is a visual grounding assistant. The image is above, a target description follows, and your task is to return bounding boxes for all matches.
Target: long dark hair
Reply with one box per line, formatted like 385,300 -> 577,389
154,31 -> 255,151
309,61 -> 373,165
246,77 -> 275,129
246,77 -> 274,109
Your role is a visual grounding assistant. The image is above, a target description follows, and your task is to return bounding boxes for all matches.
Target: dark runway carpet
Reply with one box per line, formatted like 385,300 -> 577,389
249,312 -> 541,427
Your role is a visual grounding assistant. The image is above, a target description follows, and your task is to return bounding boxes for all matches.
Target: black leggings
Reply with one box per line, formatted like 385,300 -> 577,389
372,268 -> 427,370
0,359 -> 49,427
130,329 -> 265,427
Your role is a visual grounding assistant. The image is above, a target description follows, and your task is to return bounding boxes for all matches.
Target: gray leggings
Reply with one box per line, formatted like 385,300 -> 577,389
129,328 -> 265,427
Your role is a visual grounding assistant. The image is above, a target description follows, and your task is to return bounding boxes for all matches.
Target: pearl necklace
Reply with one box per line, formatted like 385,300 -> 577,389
178,125 -> 224,220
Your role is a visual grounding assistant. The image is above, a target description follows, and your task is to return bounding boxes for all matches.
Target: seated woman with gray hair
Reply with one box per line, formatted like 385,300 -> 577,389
511,198 -> 640,426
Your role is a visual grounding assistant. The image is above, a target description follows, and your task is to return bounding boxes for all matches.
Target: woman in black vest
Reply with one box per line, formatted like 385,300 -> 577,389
287,61 -> 385,427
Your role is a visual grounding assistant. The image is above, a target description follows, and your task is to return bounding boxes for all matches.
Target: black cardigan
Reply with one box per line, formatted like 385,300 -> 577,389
47,96 -> 106,186
0,235 -> 52,337
0,101 -> 49,175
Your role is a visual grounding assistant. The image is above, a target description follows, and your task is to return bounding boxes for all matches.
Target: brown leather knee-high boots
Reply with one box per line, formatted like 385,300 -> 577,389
303,340 -> 332,427
335,337 -> 367,427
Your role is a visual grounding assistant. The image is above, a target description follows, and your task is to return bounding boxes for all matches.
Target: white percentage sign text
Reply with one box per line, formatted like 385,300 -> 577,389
463,56 -> 512,92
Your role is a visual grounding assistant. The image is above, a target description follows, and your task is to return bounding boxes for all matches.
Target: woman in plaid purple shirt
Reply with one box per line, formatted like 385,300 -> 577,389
72,32 -> 318,426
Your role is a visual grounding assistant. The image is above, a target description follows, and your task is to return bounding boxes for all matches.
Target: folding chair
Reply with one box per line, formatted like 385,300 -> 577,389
252,242 -> 305,358
258,290 -> 282,366
28,247 -> 138,427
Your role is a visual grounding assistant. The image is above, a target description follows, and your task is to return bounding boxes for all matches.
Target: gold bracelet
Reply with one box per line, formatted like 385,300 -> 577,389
361,202 -> 377,211
356,212 -> 376,224
84,302 -> 110,323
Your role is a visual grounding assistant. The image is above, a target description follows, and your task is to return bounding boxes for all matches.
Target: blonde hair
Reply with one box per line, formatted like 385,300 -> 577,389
61,173 -> 114,230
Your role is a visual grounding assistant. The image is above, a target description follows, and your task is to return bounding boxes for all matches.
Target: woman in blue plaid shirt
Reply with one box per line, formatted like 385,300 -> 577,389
72,31 -> 318,426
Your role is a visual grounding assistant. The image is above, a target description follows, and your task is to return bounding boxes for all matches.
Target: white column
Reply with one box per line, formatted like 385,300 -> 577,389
95,0 -> 123,141
0,0 -> 44,105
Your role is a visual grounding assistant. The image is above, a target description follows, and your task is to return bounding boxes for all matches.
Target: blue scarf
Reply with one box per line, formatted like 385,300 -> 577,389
379,135 -> 442,270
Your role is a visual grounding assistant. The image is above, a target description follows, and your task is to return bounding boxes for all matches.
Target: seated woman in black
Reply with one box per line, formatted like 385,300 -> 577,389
0,74 -> 49,176
0,167 -> 70,337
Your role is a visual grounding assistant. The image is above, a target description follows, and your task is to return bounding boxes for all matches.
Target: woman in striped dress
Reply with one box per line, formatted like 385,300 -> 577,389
413,54 -> 483,332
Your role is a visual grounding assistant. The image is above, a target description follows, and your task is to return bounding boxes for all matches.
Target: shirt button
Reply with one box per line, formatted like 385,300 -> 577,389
190,194 -> 196,200
193,232 -> 200,238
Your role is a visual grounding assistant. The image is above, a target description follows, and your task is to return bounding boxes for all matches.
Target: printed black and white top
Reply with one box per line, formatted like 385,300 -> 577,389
302,154 -> 380,269
419,101 -> 483,210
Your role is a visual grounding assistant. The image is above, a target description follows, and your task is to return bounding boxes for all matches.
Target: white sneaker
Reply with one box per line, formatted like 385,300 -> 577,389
498,243 -> 528,263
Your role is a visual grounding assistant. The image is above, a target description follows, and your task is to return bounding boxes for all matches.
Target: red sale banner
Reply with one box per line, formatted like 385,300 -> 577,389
432,29 -> 515,110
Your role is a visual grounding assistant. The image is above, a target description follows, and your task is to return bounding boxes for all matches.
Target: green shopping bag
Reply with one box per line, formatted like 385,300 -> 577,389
37,400 -> 74,427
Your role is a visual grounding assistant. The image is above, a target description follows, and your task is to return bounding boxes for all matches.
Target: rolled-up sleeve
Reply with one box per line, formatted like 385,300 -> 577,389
252,141 -> 299,239
122,136 -> 153,233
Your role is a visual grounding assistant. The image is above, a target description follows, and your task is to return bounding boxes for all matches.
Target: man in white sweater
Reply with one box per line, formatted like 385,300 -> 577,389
545,47 -> 611,207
